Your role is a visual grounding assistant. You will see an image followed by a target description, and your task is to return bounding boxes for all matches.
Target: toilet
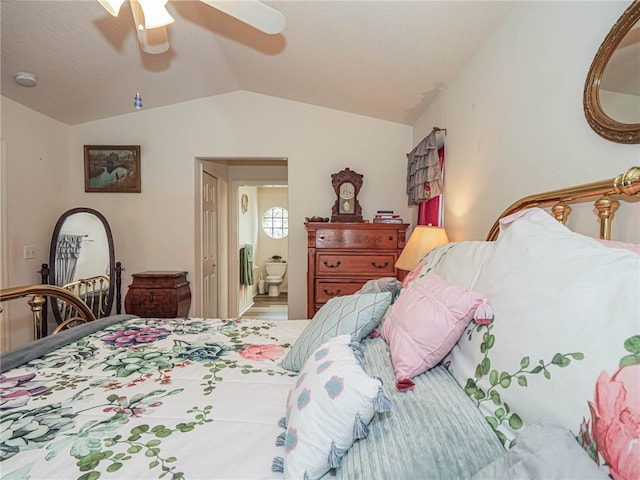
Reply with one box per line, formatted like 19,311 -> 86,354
265,260 -> 287,297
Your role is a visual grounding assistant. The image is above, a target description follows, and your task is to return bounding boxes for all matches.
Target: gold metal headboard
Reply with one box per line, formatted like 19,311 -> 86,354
486,166 -> 640,241
0,285 -> 96,340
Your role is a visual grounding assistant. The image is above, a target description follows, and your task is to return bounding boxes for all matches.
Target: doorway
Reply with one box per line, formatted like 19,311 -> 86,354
195,158 -> 287,319
236,183 -> 288,318
241,293 -> 287,320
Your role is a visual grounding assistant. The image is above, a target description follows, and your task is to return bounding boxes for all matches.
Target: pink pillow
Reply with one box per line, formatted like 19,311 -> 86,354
380,274 -> 490,391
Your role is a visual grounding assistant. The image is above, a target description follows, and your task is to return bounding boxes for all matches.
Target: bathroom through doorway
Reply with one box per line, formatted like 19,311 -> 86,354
237,183 -> 288,319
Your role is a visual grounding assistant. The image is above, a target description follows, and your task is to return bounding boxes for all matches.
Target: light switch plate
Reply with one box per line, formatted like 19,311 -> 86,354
23,245 -> 36,259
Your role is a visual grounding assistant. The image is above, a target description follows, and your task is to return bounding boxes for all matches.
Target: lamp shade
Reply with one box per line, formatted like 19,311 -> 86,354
395,226 -> 449,271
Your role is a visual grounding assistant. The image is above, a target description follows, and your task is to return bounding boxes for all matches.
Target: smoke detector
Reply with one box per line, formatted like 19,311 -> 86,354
15,72 -> 37,87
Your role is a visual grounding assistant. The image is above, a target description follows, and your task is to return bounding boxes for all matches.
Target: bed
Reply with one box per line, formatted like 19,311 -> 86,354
1,166 -> 639,480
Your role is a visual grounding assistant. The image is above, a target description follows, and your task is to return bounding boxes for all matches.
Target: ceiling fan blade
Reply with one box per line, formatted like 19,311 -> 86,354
200,0 -> 285,34
130,0 -> 170,54
137,26 -> 170,54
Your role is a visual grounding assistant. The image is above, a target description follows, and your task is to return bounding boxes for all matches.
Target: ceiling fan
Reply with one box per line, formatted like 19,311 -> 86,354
99,0 -> 286,54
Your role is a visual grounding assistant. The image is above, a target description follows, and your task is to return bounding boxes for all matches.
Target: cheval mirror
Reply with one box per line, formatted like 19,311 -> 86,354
40,207 -> 122,336
584,0 -> 640,143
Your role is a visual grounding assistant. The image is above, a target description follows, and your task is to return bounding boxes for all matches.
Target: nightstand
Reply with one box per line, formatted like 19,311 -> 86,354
124,271 -> 191,318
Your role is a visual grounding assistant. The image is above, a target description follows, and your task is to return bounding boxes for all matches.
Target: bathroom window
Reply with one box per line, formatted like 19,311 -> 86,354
262,207 -> 288,239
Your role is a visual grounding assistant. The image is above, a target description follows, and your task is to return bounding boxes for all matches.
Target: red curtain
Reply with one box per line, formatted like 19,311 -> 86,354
417,146 -> 445,226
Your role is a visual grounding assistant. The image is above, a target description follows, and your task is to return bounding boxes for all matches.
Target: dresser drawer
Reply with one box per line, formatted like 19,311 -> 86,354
314,280 -> 365,303
316,252 -> 396,276
306,222 -> 408,319
315,228 -> 399,249
128,289 -> 179,318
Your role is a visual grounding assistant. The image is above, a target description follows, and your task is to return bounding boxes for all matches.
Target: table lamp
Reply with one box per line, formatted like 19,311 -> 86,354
395,225 -> 449,271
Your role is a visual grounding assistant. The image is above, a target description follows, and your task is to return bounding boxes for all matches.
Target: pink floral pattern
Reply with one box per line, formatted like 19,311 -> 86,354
100,326 -> 171,347
0,373 -> 49,410
588,364 -> 640,480
474,318 -> 492,327
240,344 -> 285,361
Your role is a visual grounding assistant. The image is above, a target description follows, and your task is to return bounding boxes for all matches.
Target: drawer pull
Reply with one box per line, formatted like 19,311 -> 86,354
371,261 -> 389,269
319,235 -> 325,240
148,293 -> 154,302
323,260 -> 341,268
323,288 -> 341,297
389,236 -> 393,241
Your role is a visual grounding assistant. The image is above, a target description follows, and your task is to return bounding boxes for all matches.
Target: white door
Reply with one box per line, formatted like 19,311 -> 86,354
202,172 -> 218,317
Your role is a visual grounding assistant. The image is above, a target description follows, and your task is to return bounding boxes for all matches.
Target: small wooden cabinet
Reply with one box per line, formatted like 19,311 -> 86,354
125,271 -> 191,318
306,222 -> 409,318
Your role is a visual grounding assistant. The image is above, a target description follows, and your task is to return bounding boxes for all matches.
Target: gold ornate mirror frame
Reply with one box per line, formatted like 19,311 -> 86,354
584,1 -> 640,144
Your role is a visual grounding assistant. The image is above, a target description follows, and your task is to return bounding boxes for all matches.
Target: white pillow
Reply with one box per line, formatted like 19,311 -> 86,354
273,335 -> 391,480
444,208 -> 640,479
401,240 -> 497,291
472,422 -> 609,480
355,277 -> 402,297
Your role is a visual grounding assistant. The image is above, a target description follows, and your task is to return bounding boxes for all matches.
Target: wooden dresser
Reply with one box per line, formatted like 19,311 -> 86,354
124,271 -> 191,318
305,222 -> 409,318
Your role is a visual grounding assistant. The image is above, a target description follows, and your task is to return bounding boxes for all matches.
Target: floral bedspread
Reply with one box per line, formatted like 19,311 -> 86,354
1,317 -> 309,480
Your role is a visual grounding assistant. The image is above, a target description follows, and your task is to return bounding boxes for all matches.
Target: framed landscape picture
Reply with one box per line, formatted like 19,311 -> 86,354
84,145 -> 141,193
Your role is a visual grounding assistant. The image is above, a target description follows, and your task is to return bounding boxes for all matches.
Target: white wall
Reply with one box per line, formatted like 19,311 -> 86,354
2,93 -> 410,346
1,97 -> 71,349
67,91 -> 412,321
413,1 -> 639,244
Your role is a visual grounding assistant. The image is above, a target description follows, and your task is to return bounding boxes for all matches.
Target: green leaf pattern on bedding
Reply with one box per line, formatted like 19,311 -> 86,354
0,317 -> 298,480
28,338 -> 99,371
463,317 -> 584,448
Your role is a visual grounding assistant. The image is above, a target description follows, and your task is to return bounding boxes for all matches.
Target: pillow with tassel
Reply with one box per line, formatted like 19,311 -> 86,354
272,334 -> 391,480
279,292 -> 392,372
380,273 -> 492,391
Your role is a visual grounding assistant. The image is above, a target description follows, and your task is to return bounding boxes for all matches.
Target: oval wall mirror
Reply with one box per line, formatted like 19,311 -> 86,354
48,207 -> 116,325
584,1 -> 640,144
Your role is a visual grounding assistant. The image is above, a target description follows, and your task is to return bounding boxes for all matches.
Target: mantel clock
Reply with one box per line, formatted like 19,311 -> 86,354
331,168 -> 364,222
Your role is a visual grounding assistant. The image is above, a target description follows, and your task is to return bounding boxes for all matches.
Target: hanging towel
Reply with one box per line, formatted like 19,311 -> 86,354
240,244 -> 254,286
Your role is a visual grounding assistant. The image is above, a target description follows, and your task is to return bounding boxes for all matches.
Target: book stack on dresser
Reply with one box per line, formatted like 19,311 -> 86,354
373,210 -> 404,224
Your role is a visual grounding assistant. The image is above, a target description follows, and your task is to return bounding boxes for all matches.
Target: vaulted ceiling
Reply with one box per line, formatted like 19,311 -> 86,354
1,1 -> 513,126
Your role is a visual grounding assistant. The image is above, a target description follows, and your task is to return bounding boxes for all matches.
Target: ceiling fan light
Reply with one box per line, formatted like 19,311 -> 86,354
98,0 -> 126,16
137,0 -> 175,29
